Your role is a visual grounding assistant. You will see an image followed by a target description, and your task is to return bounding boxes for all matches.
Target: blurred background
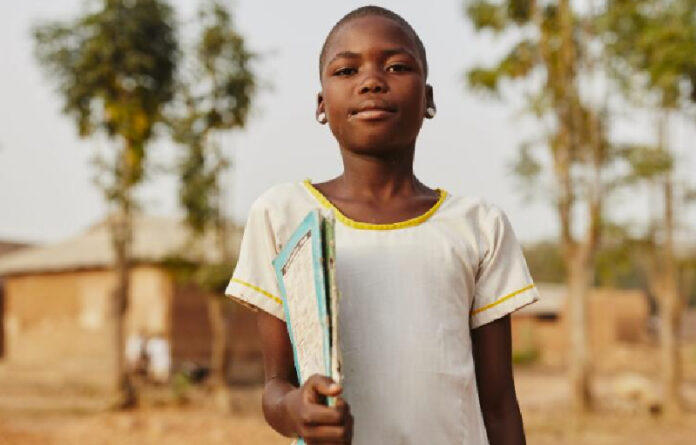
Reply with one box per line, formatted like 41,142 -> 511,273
0,0 -> 695,444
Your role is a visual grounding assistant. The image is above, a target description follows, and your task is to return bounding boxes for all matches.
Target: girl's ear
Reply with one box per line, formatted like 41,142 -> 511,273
316,92 -> 324,114
316,92 -> 327,124
425,84 -> 436,119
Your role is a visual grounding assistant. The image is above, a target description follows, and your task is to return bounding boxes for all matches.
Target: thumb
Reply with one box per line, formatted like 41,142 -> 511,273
307,374 -> 342,399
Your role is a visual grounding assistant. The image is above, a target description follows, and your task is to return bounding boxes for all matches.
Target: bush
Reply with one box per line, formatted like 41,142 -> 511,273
512,346 -> 540,365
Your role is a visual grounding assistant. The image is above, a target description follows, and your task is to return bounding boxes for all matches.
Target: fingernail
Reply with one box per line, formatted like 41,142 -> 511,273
329,384 -> 340,391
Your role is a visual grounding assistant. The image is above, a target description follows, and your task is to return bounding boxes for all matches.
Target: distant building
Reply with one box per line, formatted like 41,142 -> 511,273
511,283 -> 652,368
681,308 -> 696,343
0,241 -> 30,258
0,216 -> 262,390
0,241 -> 31,359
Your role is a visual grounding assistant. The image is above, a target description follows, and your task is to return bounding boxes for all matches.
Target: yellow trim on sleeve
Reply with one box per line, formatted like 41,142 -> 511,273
303,179 -> 448,230
230,278 -> 283,305
471,284 -> 536,316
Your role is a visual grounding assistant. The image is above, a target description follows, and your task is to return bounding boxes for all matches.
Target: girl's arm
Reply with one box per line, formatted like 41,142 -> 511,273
256,310 -> 353,443
257,309 -> 300,435
471,314 -> 526,445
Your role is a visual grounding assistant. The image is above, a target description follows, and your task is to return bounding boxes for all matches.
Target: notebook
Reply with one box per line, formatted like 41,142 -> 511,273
272,209 -> 342,411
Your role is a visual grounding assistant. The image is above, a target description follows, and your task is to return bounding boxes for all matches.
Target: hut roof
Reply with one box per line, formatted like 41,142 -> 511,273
0,215 -> 242,276
515,283 -> 565,316
0,241 -> 31,258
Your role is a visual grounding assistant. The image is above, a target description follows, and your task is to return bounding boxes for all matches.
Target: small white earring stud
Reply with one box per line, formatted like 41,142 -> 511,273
316,112 -> 327,124
425,107 -> 436,118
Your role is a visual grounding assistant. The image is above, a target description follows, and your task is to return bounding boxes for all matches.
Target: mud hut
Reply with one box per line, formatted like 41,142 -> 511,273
0,216 -> 262,389
512,283 -> 651,368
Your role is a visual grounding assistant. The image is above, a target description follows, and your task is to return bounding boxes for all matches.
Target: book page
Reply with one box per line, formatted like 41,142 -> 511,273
282,231 -> 326,383
322,215 -> 341,384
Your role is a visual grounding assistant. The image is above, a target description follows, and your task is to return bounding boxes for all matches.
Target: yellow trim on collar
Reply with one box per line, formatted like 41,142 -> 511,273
303,179 -> 447,231
471,284 -> 536,316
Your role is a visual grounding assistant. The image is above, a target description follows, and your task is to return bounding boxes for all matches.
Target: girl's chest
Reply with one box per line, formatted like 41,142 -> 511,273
332,222 -> 479,300
333,224 -> 479,362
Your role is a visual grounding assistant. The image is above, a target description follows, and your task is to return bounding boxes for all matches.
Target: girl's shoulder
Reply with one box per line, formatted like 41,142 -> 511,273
246,180 -> 320,242
439,191 -> 508,224
251,180 -> 307,206
438,192 -> 522,251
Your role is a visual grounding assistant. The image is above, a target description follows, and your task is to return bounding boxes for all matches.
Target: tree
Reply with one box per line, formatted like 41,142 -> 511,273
167,0 -> 256,404
33,0 -> 178,407
523,241 -> 566,284
600,0 -> 696,414
465,0 -> 610,413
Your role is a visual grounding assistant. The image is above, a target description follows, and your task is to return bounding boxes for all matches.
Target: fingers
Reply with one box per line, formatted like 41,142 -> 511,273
294,375 -> 353,444
334,397 -> 351,419
302,424 -> 352,444
297,393 -> 351,426
302,398 -> 353,444
306,374 -> 342,398
300,404 -> 343,425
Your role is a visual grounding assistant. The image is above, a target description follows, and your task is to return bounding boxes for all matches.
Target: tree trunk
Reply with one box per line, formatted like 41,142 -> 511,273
208,294 -> 233,412
557,0 -> 596,414
658,244 -> 682,415
209,187 -> 233,411
109,206 -> 135,408
566,248 -> 594,413
108,144 -> 137,409
657,111 -> 683,415
208,294 -> 230,386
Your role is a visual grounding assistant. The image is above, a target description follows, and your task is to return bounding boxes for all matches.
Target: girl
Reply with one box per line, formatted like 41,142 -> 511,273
225,6 -> 539,445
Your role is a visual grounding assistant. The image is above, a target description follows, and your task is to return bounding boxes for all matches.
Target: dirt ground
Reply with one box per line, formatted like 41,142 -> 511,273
1,366 -> 695,444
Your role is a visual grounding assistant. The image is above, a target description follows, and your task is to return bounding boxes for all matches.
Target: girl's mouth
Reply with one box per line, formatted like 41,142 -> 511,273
350,109 -> 396,120
349,101 -> 397,121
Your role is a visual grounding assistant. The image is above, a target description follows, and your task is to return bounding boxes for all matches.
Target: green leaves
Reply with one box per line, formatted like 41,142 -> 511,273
465,0 -> 535,34
602,0 -> 696,108
34,0 -> 179,201
32,0 -> 257,265
466,1 -> 509,32
178,141 -> 226,235
467,39 -> 539,93
195,0 -> 256,131
164,256 -> 235,293
465,0 -> 533,32
169,0 -> 257,238
508,0 -> 533,23
467,67 -> 503,92
34,0 -> 178,145
618,144 -> 674,182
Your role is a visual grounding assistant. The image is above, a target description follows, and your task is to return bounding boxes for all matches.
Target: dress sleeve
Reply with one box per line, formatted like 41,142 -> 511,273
470,204 -> 539,329
225,196 -> 285,321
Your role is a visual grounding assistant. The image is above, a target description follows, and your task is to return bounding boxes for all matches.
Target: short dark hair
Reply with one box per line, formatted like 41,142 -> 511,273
318,6 -> 428,79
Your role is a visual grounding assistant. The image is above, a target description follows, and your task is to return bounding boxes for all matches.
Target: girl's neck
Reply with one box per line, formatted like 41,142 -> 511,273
335,144 -> 429,200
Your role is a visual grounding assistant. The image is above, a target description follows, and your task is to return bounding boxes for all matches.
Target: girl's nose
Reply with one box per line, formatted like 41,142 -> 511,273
359,74 -> 388,94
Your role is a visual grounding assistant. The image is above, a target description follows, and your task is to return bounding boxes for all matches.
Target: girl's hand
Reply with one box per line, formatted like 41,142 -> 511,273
283,374 -> 354,444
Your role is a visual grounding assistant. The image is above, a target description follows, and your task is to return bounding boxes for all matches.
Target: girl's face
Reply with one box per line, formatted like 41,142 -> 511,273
318,16 -> 434,155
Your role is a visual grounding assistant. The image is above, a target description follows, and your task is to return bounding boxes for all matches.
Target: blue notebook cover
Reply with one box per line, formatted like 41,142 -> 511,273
272,210 -> 339,445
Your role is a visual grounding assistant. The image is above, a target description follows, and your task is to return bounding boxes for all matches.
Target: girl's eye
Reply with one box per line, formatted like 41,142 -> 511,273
334,67 -> 357,76
387,63 -> 412,73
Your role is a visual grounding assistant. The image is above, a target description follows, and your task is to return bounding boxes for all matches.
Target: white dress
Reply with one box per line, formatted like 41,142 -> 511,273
225,180 -> 539,445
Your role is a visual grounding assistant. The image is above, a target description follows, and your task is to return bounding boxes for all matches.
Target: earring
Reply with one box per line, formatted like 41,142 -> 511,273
316,112 -> 327,124
425,107 -> 436,118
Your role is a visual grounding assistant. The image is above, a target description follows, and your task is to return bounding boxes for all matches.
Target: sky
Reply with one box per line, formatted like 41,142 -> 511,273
1,0 -> 695,245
